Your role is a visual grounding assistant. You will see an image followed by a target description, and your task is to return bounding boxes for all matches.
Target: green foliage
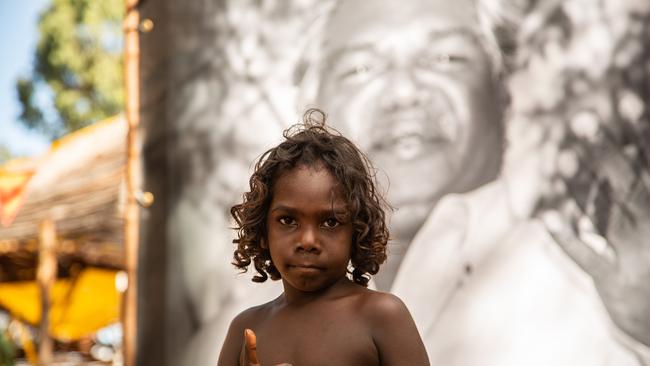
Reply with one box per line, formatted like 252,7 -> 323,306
0,145 -> 13,164
16,0 -> 124,139
0,331 -> 15,366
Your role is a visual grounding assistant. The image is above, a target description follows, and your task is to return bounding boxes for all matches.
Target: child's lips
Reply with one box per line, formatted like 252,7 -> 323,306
289,263 -> 324,272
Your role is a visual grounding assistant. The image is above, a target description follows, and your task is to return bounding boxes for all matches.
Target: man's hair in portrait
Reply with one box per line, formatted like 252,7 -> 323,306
294,0 -> 524,105
231,108 -> 390,287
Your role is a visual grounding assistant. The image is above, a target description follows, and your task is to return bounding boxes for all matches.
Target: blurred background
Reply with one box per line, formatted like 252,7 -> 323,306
0,0 -> 648,365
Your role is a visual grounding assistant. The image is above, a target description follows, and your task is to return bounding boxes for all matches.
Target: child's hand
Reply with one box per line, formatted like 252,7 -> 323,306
239,329 -> 259,366
240,329 -> 293,366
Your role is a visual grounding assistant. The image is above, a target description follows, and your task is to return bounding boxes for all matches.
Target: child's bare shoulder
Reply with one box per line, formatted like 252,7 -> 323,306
354,289 -> 411,322
353,289 -> 430,365
229,298 -> 277,329
331,285 -> 410,324
219,298 -> 280,365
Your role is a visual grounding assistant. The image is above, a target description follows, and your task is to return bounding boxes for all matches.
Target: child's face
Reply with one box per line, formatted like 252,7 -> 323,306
266,163 -> 354,292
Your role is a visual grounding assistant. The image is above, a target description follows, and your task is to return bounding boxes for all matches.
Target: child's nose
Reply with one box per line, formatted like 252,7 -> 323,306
296,225 -> 321,254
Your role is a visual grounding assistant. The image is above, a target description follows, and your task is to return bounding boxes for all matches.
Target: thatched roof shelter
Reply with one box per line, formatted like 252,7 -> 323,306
0,117 -> 126,281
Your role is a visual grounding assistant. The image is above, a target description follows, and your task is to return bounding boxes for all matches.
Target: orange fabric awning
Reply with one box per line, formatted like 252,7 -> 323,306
0,169 -> 34,227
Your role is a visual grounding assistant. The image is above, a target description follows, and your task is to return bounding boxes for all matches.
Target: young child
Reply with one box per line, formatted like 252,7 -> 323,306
218,109 -> 430,366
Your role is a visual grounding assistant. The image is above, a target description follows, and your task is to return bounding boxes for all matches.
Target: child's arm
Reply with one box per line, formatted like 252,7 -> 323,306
367,293 -> 430,366
239,329 -> 293,366
218,311 -> 255,366
217,313 -> 293,366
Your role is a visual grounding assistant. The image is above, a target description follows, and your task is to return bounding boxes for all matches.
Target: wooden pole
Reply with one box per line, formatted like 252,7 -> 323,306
37,219 -> 56,365
123,2 -> 142,365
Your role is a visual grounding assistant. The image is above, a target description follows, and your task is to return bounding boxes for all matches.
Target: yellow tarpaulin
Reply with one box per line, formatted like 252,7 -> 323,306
0,267 -> 120,341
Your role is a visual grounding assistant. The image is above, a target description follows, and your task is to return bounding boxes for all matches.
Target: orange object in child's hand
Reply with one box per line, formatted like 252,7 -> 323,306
240,329 -> 293,366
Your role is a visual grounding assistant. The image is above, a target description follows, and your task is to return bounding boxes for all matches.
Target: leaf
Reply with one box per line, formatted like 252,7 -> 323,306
15,0 -> 124,138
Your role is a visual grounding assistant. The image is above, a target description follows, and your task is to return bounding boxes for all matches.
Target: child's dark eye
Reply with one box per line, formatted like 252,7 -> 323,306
278,216 -> 296,226
322,218 -> 341,229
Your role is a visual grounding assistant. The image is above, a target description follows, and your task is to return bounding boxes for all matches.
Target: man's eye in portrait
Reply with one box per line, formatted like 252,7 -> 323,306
415,52 -> 469,72
341,64 -> 372,81
416,31 -> 485,74
337,63 -> 378,84
331,52 -> 386,85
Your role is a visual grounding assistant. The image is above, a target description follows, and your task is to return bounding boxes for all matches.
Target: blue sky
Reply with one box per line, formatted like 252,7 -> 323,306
0,0 -> 52,158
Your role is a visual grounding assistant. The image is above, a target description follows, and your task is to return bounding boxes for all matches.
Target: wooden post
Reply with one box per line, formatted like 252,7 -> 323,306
123,2 -> 142,365
37,219 -> 56,365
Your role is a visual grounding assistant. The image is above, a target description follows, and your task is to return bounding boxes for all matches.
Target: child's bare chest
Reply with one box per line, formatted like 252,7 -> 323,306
253,303 -> 379,366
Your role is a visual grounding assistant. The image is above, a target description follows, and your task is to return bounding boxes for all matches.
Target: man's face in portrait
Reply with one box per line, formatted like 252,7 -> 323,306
315,0 -> 506,241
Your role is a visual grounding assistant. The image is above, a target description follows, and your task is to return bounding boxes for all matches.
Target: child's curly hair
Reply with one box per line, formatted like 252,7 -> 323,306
231,108 -> 390,287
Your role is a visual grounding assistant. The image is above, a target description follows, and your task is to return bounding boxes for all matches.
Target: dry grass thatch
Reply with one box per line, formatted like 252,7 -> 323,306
0,117 -> 126,280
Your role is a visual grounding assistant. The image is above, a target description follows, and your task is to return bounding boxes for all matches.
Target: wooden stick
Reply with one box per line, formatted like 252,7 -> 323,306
37,219 -> 56,365
123,2 -> 142,365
